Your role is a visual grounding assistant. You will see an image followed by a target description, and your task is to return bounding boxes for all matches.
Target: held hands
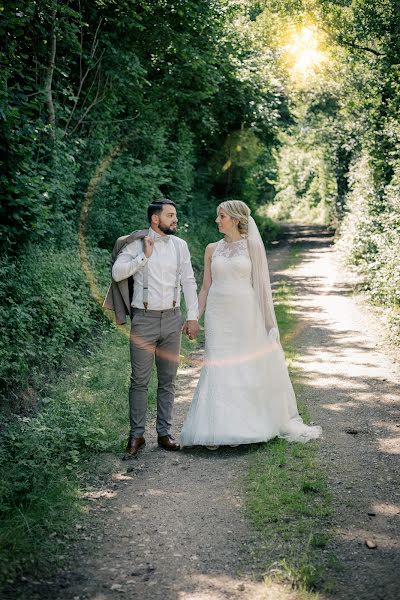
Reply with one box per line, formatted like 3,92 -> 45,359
182,320 -> 200,340
143,236 -> 154,258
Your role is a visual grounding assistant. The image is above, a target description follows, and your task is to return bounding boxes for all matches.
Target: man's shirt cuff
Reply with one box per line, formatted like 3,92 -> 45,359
187,312 -> 198,321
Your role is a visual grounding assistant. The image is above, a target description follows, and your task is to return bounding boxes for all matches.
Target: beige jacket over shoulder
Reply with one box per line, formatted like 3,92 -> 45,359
102,229 -> 148,325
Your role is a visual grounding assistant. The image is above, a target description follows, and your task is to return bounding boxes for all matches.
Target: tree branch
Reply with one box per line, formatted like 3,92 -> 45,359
69,74 -> 111,135
73,113 -> 140,125
321,25 -> 385,57
74,49 -> 105,116
63,16 -> 104,136
79,0 -> 83,83
338,37 -> 385,57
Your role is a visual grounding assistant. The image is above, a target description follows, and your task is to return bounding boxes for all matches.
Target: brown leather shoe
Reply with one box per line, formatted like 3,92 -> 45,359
158,434 -> 180,451
124,436 -> 145,458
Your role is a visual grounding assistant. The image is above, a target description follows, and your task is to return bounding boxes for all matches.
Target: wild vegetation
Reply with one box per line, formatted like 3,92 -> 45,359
0,0 -> 398,589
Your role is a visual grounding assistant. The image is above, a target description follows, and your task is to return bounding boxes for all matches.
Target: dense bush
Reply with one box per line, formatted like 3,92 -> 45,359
267,141 -> 336,225
337,154 -> 400,334
0,241 -> 100,401
0,324 -> 131,583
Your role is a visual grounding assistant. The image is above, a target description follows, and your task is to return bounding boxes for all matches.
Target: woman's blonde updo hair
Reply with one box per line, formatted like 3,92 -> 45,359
217,200 -> 251,236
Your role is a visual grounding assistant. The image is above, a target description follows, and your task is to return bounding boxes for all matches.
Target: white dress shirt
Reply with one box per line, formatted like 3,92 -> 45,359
112,228 -> 199,320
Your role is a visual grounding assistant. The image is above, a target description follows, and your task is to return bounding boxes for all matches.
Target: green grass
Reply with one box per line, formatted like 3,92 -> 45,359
0,314 -> 200,589
246,249 -> 336,594
247,439 -> 333,592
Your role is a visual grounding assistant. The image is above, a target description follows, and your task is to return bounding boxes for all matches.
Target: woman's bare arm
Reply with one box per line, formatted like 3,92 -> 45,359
198,243 -> 217,320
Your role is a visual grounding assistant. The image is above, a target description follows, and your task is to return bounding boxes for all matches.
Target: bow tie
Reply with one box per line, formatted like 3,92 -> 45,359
154,235 -> 170,244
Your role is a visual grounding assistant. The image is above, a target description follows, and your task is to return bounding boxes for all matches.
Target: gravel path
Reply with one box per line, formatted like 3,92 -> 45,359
12,226 -> 399,600
286,226 -> 400,600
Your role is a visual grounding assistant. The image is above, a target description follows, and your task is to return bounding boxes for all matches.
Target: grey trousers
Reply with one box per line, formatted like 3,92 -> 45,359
129,308 -> 182,438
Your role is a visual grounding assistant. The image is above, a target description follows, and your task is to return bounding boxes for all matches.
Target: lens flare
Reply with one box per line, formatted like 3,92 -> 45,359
283,24 -> 327,83
79,143 -> 123,322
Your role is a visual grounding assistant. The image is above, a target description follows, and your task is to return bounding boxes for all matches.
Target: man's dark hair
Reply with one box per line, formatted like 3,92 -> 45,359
147,198 -> 176,224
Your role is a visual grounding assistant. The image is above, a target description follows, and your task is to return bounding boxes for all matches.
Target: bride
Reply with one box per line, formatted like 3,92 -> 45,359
180,200 -> 322,448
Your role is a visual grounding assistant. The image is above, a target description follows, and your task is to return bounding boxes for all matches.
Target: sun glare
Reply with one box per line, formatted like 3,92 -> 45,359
284,25 -> 327,81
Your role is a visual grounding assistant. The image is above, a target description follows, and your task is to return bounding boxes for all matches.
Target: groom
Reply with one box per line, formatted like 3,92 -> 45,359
111,199 -> 199,457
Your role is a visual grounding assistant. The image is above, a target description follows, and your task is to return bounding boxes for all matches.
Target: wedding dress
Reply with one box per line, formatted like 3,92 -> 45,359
180,237 -> 322,447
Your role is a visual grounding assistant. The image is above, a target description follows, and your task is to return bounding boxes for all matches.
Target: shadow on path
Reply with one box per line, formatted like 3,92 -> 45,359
280,225 -> 400,600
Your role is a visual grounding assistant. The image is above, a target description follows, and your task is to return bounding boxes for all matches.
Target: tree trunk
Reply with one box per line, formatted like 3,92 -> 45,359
44,9 -> 57,137
335,146 -> 350,218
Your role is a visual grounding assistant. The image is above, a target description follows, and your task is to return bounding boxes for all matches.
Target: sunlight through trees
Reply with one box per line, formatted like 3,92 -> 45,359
283,24 -> 328,82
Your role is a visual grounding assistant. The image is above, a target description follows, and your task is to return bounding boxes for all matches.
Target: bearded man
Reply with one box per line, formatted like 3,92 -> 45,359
112,199 -> 199,457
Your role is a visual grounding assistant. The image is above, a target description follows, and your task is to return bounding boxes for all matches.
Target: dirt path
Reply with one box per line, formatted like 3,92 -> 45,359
286,226 -> 400,599
15,226 -> 399,600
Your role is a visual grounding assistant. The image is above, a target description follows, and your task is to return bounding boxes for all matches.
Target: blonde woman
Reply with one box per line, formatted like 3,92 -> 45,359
180,200 -> 321,448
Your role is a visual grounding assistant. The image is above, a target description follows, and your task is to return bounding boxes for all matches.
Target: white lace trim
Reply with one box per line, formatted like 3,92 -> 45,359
213,238 -> 249,259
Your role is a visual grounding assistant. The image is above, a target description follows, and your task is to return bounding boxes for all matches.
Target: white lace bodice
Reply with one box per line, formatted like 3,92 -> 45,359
212,238 -> 248,259
211,238 -> 251,287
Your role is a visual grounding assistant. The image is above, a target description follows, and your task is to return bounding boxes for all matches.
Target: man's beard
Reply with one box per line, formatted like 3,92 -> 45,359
159,223 -> 177,235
